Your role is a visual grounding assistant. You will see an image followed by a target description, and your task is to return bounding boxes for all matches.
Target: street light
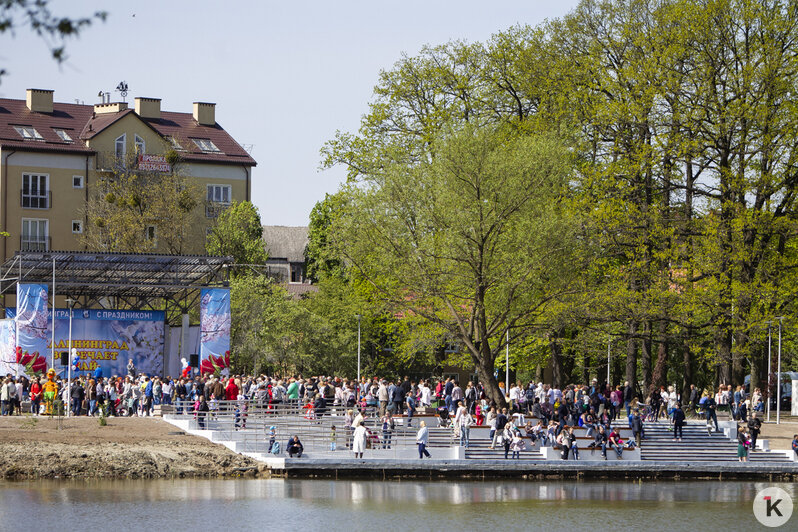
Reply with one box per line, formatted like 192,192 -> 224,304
65,298 -> 75,417
777,316 -> 784,425
356,314 -> 361,398
505,328 -> 510,393
767,321 -> 772,422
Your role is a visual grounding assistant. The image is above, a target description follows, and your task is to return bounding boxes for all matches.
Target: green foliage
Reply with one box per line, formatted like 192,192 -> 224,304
81,155 -> 204,254
206,201 -> 268,268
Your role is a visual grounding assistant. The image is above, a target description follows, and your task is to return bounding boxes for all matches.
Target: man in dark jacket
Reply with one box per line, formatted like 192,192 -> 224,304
706,395 -> 719,433
747,412 -> 762,450
672,403 -> 686,441
287,435 -> 304,458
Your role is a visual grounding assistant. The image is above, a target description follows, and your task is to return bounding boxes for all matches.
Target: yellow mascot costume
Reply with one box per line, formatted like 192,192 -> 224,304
42,368 -> 59,415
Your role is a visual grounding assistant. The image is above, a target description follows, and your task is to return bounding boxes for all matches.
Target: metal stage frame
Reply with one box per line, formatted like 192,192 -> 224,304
0,251 -> 232,325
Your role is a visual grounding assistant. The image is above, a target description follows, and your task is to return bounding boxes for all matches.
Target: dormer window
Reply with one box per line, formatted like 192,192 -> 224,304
13,125 -> 43,140
135,134 -> 146,155
191,138 -> 220,152
53,129 -> 73,142
166,136 -> 184,151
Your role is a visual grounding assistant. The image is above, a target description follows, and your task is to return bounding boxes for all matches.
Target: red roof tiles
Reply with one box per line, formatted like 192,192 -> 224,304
0,98 -> 256,166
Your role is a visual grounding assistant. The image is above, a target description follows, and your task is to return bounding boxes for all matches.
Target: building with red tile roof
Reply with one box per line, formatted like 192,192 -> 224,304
0,88 -> 256,261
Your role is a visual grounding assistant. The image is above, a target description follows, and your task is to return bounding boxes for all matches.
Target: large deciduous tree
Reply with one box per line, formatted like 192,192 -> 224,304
330,125 -> 582,405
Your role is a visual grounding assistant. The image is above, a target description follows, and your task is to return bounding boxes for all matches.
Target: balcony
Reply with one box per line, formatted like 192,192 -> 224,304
206,202 -> 231,218
20,190 -> 51,209
20,236 -> 51,251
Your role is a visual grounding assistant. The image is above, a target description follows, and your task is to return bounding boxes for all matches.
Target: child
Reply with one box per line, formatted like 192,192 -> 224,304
268,426 -> 277,454
791,434 -> 798,455
510,431 -> 524,459
330,425 -> 337,452
209,393 -> 218,420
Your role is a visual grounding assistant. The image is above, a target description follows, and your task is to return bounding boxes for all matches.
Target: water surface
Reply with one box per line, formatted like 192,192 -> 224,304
0,478 -> 792,530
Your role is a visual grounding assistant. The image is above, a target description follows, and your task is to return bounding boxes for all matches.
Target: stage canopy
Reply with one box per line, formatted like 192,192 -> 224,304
0,251 -> 232,325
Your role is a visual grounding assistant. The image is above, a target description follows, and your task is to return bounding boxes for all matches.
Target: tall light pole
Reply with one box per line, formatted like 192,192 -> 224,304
356,314 -> 361,396
777,316 -> 784,424
607,335 -> 611,386
65,297 -> 75,417
51,257 -> 56,369
505,328 -> 510,393
767,321 -> 772,422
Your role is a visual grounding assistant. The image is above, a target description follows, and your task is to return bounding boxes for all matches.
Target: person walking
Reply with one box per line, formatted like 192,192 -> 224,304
705,393 -> 719,433
747,412 -> 761,451
630,409 -> 644,447
737,425 -> 750,462
381,411 -> 395,449
672,403 -> 686,442
416,420 -> 431,458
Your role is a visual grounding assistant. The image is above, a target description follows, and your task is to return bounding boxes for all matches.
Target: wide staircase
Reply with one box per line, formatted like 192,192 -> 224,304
639,421 -> 793,463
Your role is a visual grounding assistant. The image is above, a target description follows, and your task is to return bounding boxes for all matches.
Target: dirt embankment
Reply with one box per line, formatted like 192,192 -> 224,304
0,416 -> 264,480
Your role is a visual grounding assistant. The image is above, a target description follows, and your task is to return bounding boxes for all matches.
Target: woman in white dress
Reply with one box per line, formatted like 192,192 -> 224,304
352,423 -> 367,459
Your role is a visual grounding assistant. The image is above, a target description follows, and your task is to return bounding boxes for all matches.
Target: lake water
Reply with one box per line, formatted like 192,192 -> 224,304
0,478 -> 793,530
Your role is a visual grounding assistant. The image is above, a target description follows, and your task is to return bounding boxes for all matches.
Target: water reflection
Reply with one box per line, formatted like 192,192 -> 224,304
0,479 -> 792,529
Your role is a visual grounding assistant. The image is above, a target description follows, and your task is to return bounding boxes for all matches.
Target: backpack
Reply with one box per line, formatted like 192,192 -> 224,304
270,441 -> 281,455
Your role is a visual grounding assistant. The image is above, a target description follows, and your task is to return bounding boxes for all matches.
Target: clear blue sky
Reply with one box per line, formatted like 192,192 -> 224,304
0,0 -> 581,225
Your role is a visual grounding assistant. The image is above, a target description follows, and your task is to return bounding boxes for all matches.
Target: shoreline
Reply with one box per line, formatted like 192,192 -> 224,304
0,416 -> 265,480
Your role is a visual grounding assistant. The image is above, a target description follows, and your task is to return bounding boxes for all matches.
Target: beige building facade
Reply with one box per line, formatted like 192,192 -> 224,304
0,89 -> 256,260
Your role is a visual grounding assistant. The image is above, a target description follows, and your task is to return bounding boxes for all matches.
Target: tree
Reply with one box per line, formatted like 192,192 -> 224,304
330,125 -> 582,406
81,152 -> 204,254
206,201 -> 269,269
0,0 -> 106,83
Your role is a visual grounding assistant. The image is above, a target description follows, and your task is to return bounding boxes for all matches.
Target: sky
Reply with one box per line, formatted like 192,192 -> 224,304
0,0 -> 581,226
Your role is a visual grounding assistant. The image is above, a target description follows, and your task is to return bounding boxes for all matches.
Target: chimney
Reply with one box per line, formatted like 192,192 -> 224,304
26,88 -> 53,113
135,97 -> 161,119
93,102 -> 128,114
193,102 -> 216,126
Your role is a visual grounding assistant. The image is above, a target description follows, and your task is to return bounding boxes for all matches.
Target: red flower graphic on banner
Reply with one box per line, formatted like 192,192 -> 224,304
199,353 -> 228,376
16,349 -> 48,376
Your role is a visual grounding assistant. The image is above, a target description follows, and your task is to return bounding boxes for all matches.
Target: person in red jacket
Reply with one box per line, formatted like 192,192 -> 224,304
225,377 -> 239,401
29,377 -> 42,416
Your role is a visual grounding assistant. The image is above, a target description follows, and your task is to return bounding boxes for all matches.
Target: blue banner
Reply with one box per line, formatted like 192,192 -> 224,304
6,308 -> 165,377
200,288 -> 231,371
0,319 -> 17,375
16,283 -> 49,351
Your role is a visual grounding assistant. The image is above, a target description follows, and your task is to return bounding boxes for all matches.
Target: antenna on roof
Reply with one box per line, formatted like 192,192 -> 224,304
115,81 -> 129,101
241,144 -> 254,154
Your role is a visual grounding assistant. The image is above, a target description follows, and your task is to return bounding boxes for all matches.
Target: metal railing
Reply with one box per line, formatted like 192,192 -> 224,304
167,400 -> 456,458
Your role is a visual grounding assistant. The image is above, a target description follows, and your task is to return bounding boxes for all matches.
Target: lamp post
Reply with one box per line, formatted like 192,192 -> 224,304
505,328 -> 510,393
766,322 -> 772,422
777,316 -> 784,424
65,298 -> 75,417
356,314 -> 361,397
607,335 -> 611,386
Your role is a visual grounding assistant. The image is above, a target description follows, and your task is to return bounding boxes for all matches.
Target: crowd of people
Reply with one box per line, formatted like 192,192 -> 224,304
1,365 -> 786,462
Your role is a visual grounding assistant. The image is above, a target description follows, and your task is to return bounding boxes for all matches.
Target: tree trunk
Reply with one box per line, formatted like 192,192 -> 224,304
681,330 -> 693,401
641,321 -> 652,393
652,321 -> 668,389
550,336 -> 563,389
626,321 -> 638,386
473,353 -> 506,408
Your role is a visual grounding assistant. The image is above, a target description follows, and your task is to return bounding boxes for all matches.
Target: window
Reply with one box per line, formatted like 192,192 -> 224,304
145,225 -> 157,243
166,136 -> 184,151
13,125 -> 43,140
21,218 -> 48,251
72,175 -> 84,188
206,184 -> 231,217
115,134 -> 126,159
192,138 -> 221,152
134,134 -> 145,155
53,129 -> 73,142
207,184 -> 231,203
290,263 -> 304,283
21,173 -> 49,209
72,220 -> 83,234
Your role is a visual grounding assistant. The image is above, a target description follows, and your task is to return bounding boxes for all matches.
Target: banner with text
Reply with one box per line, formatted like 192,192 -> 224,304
199,288 -> 231,374
0,319 -> 17,375
5,308 -> 165,377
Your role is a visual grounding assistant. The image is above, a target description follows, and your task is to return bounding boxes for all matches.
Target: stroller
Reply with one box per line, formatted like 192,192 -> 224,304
437,406 -> 450,428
